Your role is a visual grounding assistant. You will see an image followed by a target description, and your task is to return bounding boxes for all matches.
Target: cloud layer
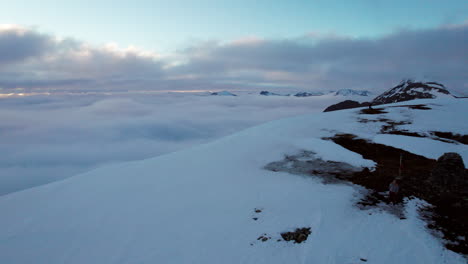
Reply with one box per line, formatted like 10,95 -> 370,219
1,23 -> 467,94
0,92 -> 343,195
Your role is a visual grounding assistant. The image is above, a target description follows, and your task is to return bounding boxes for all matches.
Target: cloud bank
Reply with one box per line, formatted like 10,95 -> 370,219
0,92 -> 344,195
1,23 -> 467,94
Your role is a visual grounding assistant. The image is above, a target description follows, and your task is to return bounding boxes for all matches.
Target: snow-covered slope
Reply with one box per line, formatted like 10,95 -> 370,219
0,98 -> 466,264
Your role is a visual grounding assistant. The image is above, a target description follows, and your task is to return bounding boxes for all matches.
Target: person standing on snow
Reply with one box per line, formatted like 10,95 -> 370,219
389,179 -> 400,204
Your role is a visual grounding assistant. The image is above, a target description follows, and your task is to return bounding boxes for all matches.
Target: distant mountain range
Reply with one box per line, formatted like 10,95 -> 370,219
324,80 -> 454,112
259,91 -> 285,96
294,92 -> 324,97
334,89 -> 372,96
259,90 -> 370,97
211,91 -> 237,96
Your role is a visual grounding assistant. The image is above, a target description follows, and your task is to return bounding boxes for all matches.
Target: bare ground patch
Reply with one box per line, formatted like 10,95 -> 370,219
359,108 -> 388,115
326,134 -> 468,254
431,131 -> 468,145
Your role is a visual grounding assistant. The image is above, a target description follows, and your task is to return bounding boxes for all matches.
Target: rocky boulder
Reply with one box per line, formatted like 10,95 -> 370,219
430,152 -> 467,194
280,227 -> 312,243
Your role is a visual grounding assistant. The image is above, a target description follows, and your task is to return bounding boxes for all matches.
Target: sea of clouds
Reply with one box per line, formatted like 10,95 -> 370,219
0,92 -> 345,195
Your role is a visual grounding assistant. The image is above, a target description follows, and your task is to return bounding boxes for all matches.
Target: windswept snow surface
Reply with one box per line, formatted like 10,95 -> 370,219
0,98 -> 466,264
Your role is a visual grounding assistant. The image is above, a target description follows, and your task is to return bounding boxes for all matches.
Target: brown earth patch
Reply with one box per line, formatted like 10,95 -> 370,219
385,130 -> 425,138
432,132 -> 468,145
326,134 -> 468,254
360,108 -> 388,115
358,118 -> 391,124
389,104 -> 432,110
380,120 -> 412,134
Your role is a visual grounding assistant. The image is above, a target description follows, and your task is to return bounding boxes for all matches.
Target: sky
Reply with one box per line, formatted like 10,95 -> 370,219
1,1 -> 467,94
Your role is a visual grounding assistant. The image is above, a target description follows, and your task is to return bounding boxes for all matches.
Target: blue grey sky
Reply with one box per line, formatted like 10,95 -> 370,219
2,0 -> 467,51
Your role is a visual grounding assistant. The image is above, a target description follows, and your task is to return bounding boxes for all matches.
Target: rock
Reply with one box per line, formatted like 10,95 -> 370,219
280,227 -> 311,243
323,100 -> 370,112
430,153 -> 467,194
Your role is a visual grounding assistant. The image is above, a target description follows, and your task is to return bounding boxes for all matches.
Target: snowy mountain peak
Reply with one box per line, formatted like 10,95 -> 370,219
334,89 -> 372,96
372,80 -> 452,105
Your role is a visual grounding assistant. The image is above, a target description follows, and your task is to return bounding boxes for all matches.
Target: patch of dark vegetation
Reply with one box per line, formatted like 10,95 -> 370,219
385,130 -> 425,138
409,105 -> 431,110
356,189 -> 388,207
264,150 -> 361,183
280,227 -> 312,243
378,119 -> 462,144
432,131 -> 468,145
389,104 -> 432,110
257,234 -> 271,242
380,120 -> 412,134
327,134 -> 468,254
359,108 -> 388,115
358,118 -> 391,124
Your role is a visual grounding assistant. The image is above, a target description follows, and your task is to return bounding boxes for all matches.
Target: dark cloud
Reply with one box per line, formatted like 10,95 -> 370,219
169,23 -> 468,94
0,25 -> 164,91
0,25 -> 55,64
0,23 -> 467,94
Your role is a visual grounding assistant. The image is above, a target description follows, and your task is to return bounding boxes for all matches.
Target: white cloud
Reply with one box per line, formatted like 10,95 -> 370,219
0,92 -> 342,195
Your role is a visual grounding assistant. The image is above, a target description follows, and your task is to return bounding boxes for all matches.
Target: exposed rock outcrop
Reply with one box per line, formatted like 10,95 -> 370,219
280,228 -> 311,243
323,100 -> 370,112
